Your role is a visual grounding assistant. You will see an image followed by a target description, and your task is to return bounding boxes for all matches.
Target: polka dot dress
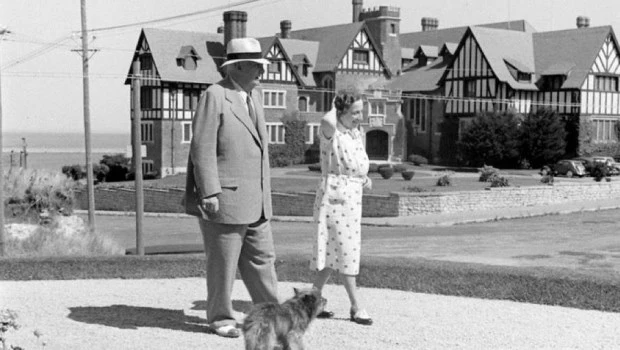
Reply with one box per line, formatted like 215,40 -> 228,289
311,127 -> 369,276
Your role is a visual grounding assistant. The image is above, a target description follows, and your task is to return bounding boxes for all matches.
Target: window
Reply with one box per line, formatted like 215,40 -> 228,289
141,122 -> 153,143
303,65 -> 308,76
267,123 -> 285,144
595,75 -> 619,92
464,79 -> 476,98
540,75 -> 565,90
592,119 -> 619,142
390,23 -> 396,34
305,123 -> 320,144
140,86 -> 155,109
369,101 -> 385,116
263,90 -> 286,108
182,89 -> 201,111
268,60 -> 282,74
182,122 -> 192,143
517,72 -> 531,82
142,160 -> 154,174
139,54 -> 152,70
298,96 -> 308,112
353,49 -> 369,65
409,98 -> 429,133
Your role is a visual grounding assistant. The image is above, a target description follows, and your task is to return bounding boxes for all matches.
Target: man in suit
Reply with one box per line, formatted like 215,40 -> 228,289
185,37 -> 279,338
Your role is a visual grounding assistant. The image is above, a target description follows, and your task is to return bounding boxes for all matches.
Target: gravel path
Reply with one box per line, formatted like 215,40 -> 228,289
2,278 -> 619,349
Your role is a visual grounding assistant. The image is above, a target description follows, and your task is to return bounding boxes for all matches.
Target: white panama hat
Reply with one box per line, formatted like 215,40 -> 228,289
221,37 -> 270,67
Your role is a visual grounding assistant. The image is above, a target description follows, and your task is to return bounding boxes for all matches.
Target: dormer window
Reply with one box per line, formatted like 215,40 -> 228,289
504,58 -> 533,83
539,75 -> 566,90
176,46 -> 201,71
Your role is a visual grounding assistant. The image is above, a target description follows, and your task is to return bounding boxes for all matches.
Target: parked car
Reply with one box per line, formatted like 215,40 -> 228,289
551,159 -> 586,177
571,157 -> 596,174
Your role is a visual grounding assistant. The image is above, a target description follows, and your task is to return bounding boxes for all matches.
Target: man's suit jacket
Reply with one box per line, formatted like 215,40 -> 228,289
184,76 -> 272,224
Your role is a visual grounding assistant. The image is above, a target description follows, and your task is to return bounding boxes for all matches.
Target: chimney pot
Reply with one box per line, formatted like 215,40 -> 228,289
280,20 -> 291,38
421,17 -> 439,31
223,11 -> 248,53
352,0 -> 363,23
576,16 -> 590,28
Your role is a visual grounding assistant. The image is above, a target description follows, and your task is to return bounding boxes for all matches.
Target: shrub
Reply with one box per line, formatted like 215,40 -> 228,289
540,174 -> 554,185
591,163 -> 611,182
61,164 -> 86,181
368,163 -> 380,173
520,108 -> 567,168
282,114 -> 307,165
478,165 -> 499,182
100,154 -> 131,182
457,111 -> 522,168
4,168 -> 76,222
401,170 -> 414,181
308,163 -> 321,172
489,175 -> 510,187
436,174 -> 452,186
408,154 -> 429,166
393,164 -> 408,173
268,144 -> 291,168
378,166 -> 394,179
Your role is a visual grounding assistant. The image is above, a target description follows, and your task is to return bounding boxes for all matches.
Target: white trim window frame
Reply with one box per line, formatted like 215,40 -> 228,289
593,118 -> 618,142
298,96 -> 309,112
266,122 -> 286,144
181,121 -> 192,143
305,123 -> 320,144
142,159 -> 154,174
263,90 -> 286,109
141,121 -> 154,143
368,100 -> 386,117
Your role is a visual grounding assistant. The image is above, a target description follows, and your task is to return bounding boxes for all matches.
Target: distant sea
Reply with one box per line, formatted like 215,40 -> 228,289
2,132 -> 130,172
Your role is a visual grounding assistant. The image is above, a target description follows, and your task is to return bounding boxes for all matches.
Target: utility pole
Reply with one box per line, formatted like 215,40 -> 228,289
80,0 -> 96,231
131,60 -> 144,255
0,26 -> 10,257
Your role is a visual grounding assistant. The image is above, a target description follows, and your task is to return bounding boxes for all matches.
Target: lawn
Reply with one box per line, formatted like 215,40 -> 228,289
98,164 -> 545,195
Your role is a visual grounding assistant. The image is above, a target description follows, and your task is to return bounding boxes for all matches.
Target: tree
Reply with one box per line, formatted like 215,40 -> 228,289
520,108 -> 567,168
457,111 -> 522,168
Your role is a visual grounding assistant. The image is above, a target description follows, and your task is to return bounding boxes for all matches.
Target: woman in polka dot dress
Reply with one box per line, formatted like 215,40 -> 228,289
310,88 -> 373,325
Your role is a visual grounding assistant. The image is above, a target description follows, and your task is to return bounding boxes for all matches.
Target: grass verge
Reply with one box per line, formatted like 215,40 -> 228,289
1,253 -> 619,313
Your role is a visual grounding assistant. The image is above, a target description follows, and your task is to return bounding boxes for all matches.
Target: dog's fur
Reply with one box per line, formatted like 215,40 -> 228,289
242,288 -> 326,350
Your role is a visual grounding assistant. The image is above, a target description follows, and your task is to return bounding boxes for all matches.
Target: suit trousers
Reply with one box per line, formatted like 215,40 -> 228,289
198,218 -> 279,327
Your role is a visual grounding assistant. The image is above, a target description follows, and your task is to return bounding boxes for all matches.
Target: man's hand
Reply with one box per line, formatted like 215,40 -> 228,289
200,197 -> 219,217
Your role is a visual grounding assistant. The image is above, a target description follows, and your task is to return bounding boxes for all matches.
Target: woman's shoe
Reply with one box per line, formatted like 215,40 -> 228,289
350,308 -> 373,325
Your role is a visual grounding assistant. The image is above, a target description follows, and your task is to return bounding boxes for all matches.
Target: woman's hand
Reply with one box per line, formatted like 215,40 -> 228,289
363,176 -> 372,190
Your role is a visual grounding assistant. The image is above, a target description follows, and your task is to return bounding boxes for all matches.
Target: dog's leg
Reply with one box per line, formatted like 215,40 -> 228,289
284,333 -> 304,350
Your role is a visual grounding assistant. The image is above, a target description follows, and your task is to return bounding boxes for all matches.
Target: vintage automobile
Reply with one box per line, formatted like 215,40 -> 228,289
550,159 -> 587,177
591,156 -> 620,175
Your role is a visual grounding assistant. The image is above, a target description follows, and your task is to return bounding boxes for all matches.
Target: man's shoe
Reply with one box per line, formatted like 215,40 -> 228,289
210,325 -> 241,338
317,310 -> 335,318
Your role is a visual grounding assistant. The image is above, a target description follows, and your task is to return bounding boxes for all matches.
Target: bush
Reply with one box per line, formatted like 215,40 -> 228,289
368,163 -> 380,173
436,174 -> 452,186
591,163 -> 611,182
378,166 -> 394,179
489,175 -> 510,187
393,164 -> 408,173
4,168 -> 76,222
478,165 -> 499,182
282,115 -> 307,165
268,144 -> 291,168
308,163 -> 321,172
62,163 -> 109,184
540,174 -> 554,185
457,111 -> 522,168
520,108 -> 567,168
401,170 -> 415,181
100,154 -> 131,182
408,154 -> 429,166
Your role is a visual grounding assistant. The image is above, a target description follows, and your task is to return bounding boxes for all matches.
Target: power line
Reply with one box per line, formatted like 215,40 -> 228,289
76,0 -> 263,34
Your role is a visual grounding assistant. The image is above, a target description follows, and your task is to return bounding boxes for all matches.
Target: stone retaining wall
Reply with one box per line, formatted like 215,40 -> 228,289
75,181 -> 620,217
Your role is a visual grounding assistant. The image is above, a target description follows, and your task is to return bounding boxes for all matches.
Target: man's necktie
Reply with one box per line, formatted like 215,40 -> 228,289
246,95 -> 257,127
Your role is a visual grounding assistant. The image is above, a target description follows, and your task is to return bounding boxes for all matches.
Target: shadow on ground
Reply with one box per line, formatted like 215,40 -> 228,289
68,305 -> 207,333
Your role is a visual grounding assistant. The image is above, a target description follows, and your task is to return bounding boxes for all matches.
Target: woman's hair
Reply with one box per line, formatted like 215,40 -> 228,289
333,87 -> 364,115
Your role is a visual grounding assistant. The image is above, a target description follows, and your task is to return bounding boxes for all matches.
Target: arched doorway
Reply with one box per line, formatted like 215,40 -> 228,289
366,129 -> 389,160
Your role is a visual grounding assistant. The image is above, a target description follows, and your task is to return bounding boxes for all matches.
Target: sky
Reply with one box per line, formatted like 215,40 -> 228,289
1,0 -> 619,135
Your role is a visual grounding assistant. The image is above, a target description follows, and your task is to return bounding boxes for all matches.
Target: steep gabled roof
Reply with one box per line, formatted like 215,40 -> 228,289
439,43 -> 458,56
414,45 -> 439,58
533,26 -> 613,89
125,28 -> 224,85
277,38 -> 320,87
387,56 -> 451,92
287,22 -> 367,72
468,26 -> 537,90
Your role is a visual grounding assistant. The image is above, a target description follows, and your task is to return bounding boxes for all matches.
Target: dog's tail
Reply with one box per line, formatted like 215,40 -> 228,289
242,318 -> 277,350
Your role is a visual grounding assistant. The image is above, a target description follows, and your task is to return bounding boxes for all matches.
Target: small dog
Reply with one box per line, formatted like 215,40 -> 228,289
242,288 -> 326,350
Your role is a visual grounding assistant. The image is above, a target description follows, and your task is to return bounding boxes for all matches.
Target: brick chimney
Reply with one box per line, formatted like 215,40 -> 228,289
352,0 -> 363,22
280,20 -> 291,38
576,16 -> 590,28
421,17 -> 439,31
223,11 -> 247,52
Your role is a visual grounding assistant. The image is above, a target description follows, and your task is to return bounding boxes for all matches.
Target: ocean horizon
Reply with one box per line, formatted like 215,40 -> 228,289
2,132 -> 131,171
